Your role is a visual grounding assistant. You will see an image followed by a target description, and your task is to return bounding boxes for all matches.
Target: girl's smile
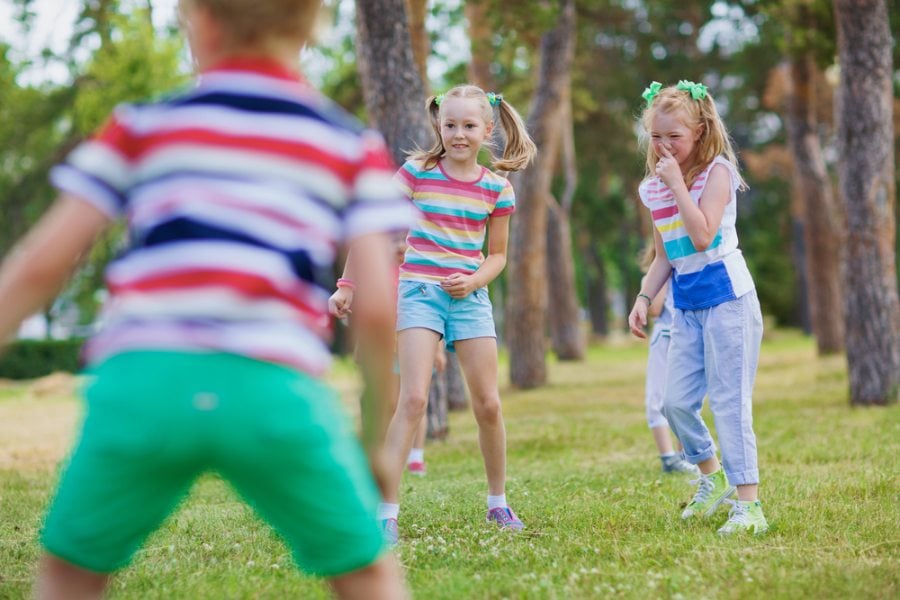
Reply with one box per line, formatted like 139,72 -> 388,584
439,97 -> 493,168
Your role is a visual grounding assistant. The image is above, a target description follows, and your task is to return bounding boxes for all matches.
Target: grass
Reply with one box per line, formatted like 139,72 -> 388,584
0,330 -> 897,599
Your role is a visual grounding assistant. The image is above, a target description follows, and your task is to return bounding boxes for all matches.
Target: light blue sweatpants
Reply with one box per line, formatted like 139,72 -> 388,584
663,291 -> 763,486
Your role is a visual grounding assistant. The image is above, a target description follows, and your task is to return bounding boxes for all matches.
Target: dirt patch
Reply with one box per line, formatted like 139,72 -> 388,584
0,378 -> 81,472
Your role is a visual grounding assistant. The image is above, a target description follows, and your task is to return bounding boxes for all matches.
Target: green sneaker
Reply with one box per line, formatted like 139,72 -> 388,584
718,500 -> 769,536
681,469 -> 735,519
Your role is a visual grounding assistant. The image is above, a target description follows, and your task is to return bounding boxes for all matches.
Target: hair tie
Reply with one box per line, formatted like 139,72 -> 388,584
486,92 -> 503,107
676,79 -> 708,101
434,93 -> 445,106
641,81 -> 662,107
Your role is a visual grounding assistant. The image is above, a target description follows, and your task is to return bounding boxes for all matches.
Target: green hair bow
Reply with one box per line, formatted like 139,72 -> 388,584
641,81 -> 662,106
676,79 -> 708,101
486,92 -> 503,107
434,93 -> 445,106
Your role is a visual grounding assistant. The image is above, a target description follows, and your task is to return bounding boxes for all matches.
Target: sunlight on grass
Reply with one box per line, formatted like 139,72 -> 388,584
0,331 -> 897,598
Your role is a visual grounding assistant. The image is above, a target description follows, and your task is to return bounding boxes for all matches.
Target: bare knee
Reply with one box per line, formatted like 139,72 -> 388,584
398,391 -> 429,422
472,395 -> 502,427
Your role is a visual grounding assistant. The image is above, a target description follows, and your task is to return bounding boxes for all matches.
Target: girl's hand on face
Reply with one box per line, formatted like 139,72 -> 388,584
655,145 -> 685,190
441,273 -> 478,298
328,287 -> 354,318
628,298 -> 649,339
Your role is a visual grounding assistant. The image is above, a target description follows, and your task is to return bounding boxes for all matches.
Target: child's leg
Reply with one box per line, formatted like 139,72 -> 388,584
382,327 -> 441,503
35,554 -> 109,600
704,292 -> 764,501
453,337 -> 505,496
646,330 -> 674,454
407,416 -> 427,469
664,309 -> 718,474
328,555 -> 408,600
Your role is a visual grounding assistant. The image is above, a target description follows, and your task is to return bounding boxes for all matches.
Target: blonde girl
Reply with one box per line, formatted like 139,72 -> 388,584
628,80 -> 768,535
331,85 -> 535,543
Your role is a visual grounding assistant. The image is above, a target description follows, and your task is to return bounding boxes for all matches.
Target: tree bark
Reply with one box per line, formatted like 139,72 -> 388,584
354,0 -> 451,430
785,53 -> 845,353
404,0 -> 430,94
506,0 -> 576,388
445,352 -> 469,411
465,0 -> 495,91
355,0 -> 432,165
833,0 -> 900,405
546,98 -> 585,360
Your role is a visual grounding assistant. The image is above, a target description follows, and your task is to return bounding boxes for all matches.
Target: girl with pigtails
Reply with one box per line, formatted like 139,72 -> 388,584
330,85 -> 536,543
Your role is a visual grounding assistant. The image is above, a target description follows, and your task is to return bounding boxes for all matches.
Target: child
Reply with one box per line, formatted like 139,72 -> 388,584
628,80 -> 768,535
639,245 -> 699,475
331,85 -> 536,543
0,1 -> 413,598
332,232 -> 442,477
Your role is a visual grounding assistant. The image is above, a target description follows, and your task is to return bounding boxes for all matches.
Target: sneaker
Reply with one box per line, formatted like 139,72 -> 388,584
718,500 -> 769,536
661,455 -> 700,475
486,507 -> 525,531
407,461 -> 426,476
381,518 -> 399,546
681,469 -> 736,519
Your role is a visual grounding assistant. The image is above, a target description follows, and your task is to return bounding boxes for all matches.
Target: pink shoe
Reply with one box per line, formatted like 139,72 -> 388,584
406,461 -> 426,476
486,507 -> 524,531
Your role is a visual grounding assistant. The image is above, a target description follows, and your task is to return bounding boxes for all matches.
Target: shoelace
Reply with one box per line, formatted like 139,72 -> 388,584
688,475 -> 716,505
722,499 -> 750,524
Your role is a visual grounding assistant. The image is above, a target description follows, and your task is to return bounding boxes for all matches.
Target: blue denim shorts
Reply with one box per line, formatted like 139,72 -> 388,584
396,280 -> 496,350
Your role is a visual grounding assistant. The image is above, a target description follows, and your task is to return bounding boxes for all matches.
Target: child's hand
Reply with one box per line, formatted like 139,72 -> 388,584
440,273 -> 478,298
328,287 -> 354,318
628,298 -> 649,339
655,146 -> 685,191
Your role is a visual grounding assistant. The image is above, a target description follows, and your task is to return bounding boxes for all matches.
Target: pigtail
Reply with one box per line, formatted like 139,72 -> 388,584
492,98 -> 537,172
408,95 -> 446,170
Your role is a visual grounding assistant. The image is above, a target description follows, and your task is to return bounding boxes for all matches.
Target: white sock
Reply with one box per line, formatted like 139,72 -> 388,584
660,452 -> 677,459
487,494 -> 507,510
377,503 -> 400,521
407,448 -> 424,464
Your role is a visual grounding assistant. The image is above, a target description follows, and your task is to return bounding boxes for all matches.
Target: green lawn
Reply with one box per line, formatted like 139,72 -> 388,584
1,331 -> 897,599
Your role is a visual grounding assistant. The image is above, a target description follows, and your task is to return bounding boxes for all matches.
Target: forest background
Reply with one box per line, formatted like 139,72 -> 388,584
0,0 -> 897,403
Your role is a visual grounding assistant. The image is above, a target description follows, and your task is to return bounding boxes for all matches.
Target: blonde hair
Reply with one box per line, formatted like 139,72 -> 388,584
180,0 -> 322,48
639,239 -> 656,273
409,84 -> 537,172
641,84 -> 746,190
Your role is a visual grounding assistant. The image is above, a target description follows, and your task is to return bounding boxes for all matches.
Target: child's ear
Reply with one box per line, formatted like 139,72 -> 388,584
486,120 -> 494,136
694,124 -> 704,141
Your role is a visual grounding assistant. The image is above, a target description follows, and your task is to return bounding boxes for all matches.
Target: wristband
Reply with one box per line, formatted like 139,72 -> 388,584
336,278 -> 355,290
637,293 -> 652,304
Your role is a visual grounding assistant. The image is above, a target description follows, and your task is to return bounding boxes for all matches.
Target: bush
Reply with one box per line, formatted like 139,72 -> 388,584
0,339 -> 84,380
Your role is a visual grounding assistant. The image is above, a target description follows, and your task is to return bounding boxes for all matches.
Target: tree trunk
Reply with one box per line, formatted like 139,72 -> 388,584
355,0 -> 452,433
833,0 -> 900,405
585,244 -> 609,336
506,0 -> 576,388
445,352 -> 468,411
547,199 -> 585,359
465,0 -> 495,91
785,53 -> 845,353
546,98 -> 584,360
355,0 -> 432,165
404,0 -> 430,94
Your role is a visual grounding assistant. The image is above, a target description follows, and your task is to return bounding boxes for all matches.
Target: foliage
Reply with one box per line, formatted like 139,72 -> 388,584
1,333 -> 898,596
0,338 -> 84,379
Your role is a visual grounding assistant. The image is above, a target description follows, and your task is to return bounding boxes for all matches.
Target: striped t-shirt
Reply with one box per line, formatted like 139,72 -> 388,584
638,156 -> 754,310
393,159 -> 515,283
50,57 -> 411,376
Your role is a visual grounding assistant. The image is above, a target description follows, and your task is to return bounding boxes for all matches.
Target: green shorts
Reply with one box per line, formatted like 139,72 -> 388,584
41,351 -> 384,576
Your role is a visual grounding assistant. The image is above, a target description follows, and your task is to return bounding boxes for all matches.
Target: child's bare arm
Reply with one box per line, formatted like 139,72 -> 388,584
441,214 -> 510,298
0,195 -> 110,343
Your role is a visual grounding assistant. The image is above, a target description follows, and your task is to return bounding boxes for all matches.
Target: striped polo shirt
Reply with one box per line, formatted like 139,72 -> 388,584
393,159 -> 515,283
50,57 -> 411,376
639,156 -> 754,310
